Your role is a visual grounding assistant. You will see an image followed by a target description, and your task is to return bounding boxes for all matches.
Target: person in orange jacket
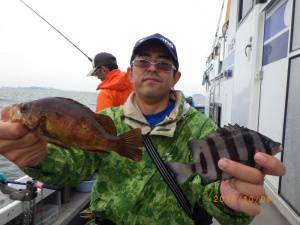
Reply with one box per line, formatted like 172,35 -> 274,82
87,52 -> 134,112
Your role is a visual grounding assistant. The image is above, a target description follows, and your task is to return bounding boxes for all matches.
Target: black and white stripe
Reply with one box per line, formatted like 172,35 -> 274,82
217,128 -> 240,162
258,133 -> 272,154
205,137 -> 222,180
241,132 -> 256,167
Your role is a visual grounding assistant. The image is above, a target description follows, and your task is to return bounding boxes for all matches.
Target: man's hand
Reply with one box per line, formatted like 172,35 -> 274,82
218,152 -> 286,216
0,107 -> 48,167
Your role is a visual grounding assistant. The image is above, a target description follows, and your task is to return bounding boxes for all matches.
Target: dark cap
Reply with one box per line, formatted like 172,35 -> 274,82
130,33 -> 179,70
87,52 -> 117,76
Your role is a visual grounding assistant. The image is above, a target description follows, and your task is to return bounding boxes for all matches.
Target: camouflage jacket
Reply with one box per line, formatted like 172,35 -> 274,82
24,91 -> 253,225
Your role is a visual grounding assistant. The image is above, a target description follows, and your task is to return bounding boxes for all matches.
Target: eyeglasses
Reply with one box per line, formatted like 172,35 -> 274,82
132,58 -> 176,72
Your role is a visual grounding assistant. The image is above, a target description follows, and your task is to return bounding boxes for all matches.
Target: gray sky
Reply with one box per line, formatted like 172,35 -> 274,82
0,0 -> 223,96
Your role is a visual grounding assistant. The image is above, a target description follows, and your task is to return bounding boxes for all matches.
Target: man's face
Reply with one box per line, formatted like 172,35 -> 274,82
128,43 -> 181,102
94,66 -> 108,81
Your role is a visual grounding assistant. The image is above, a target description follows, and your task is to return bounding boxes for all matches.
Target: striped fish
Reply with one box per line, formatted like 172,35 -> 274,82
168,124 -> 283,185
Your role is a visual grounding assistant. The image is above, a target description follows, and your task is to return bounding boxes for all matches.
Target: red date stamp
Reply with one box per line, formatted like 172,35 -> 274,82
213,194 -> 272,203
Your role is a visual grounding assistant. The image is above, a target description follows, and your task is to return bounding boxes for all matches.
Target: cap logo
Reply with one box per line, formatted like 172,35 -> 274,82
160,37 -> 174,49
136,36 -> 174,49
137,38 -> 145,44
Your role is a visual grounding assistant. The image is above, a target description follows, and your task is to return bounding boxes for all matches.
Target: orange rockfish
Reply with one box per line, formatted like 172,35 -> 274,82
9,97 -> 142,161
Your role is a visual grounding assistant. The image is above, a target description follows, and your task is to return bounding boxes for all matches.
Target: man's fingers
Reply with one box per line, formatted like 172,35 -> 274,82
218,158 -> 264,184
0,106 -> 29,140
218,152 -> 284,217
254,152 -> 286,176
0,121 -> 29,140
0,107 -> 11,122
228,178 -> 265,197
0,132 -> 39,152
0,106 -> 47,168
236,196 -> 261,216
14,139 -> 48,167
4,138 -> 47,167
221,180 -> 262,216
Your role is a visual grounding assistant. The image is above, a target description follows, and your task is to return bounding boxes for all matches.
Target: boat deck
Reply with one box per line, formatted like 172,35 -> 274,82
0,176 -> 293,225
212,201 -> 291,225
0,176 -> 90,225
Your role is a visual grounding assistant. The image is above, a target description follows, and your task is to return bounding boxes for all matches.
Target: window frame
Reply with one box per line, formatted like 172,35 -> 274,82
237,0 -> 254,24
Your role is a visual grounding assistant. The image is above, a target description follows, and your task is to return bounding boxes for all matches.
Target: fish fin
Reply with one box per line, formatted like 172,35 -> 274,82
55,97 -> 92,111
276,145 -> 283,154
223,124 -> 234,132
118,128 -> 142,161
199,175 -> 216,185
94,113 -> 117,135
47,138 -> 70,149
223,123 -> 248,135
227,123 -> 241,129
168,162 -> 194,184
216,127 -> 231,138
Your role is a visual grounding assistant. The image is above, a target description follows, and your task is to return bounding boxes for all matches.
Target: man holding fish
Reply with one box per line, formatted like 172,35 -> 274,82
0,33 -> 285,225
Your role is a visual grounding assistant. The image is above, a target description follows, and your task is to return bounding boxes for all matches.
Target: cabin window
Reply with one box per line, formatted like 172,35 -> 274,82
262,1 -> 289,65
292,0 -> 300,51
238,0 -> 254,23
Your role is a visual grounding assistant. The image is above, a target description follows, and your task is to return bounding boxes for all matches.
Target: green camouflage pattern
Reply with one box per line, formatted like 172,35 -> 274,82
24,93 -> 253,225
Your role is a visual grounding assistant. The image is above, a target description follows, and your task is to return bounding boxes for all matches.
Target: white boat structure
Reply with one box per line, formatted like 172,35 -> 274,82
203,0 -> 300,224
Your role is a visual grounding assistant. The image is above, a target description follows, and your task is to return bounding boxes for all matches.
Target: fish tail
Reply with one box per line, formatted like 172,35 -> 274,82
168,162 -> 195,184
119,128 -> 143,161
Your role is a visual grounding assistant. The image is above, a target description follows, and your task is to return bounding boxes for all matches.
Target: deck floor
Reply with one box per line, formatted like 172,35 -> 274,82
212,202 -> 291,225
68,201 -> 292,225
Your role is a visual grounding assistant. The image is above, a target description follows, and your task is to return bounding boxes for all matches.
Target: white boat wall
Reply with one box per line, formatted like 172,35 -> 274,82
203,0 -> 300,224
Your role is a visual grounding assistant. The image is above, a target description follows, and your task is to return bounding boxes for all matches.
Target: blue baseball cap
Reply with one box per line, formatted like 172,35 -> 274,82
130,33 -> 179,70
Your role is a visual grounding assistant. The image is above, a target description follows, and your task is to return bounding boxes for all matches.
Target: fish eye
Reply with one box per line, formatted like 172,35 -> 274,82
20,104 -> 30,113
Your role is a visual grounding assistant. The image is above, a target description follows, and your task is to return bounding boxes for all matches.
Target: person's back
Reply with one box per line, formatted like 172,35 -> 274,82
87,52 -> 133,112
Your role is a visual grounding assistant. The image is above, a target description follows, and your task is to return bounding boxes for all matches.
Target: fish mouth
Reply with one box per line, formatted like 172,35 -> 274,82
9,105 -> 22,122
9,105 -> 36,129
272,144 -> 283,154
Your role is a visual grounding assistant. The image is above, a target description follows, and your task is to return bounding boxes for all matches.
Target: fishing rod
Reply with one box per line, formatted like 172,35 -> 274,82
19,0 -> 92,62
212,0 -> 225,50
